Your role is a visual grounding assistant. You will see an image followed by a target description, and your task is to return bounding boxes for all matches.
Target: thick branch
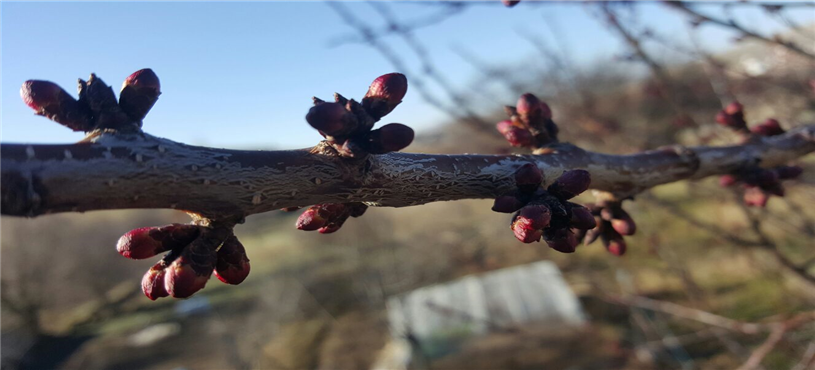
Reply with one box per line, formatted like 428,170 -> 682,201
2,125 -> 814,220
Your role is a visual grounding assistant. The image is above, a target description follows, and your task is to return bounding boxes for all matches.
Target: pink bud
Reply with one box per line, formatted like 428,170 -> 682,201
548,170 -> 591,199
516,93 -> 541,117
142,262 -> 169,300
116,224 -> 200,259
306,102 -> 358,136
610,216 -> 636,236
500,125 -> 535,147
743,187 -> 769,207
119,68 -> 161,121
514,163 -> 543,193
605,238 -> 627,256
367,123 -> 415,154
362,73 -> 408,119
214,235 -> 250,285
511,205 -> 551,243
724,101 -> 743,116
719,175 -> 738,187
20,80 -> 92,131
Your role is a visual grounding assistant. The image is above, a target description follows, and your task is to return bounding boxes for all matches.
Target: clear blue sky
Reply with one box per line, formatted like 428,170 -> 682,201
2,1 -> 812,149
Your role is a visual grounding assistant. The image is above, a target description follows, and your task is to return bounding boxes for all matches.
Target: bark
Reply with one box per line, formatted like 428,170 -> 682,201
2,125 -> 814,221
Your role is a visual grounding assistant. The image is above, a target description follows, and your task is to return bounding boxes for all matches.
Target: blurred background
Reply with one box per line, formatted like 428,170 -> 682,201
2,1 -> 815,369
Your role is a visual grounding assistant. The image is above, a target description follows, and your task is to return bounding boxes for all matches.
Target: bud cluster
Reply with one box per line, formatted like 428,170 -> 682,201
575,201 -> 637,256
306,73 -> 413,158
492,164 -> 595,253
116,224 -> 250,300
715,101 -> 788,139
497,93 -> 559,148
20,69 -> 161,132
295,202 -> 368,234
719,165 -> 804,207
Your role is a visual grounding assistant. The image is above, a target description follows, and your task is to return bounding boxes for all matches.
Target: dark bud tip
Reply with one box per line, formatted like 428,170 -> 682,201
20,80 -> 92,131
492,195 -> 526,213
120,68 -> 161,121
214,235 -> 250,285
367,123 -> 414,154
296,204 -> 348,231
306,102 -> 358,136
514,163 -> 543,193
775,166 -> 803,180
548,170 -> 591,199
545,229 -> 578,253
362,73 -> 408,119
569,206 -> 597,230
117,224 -> 200,259
502,0 -> 521,8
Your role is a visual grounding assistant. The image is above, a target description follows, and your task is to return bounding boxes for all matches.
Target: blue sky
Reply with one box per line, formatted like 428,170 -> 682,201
2,1 -> 813,149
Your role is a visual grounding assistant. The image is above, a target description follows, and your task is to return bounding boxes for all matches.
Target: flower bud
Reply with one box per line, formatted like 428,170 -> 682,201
569,206 -> 597,230
743,187 -> 769,207
214,235 -> 250,285
719,175 -> 738,187
142,262 -> 170,300
511,205 -> 551,243
548,170 -> 591,199
164,240 -> 217,298
774,166 -> 803,180
750,118 -> 784,137
492,194 -> 526,213
499,125 -> 535,147
514,163 -> 543,193
610,211 -> 637,236
605,237 -> 627,256
516,93 -> 542,120
544,228 -> 578,253
724,101 -> 743,116
296,204 -> 348,231
119,68 -> 161,121
117,224 -> 200,259
366,123 -> 415,154
362,73 -> 408,120
78,74 -> 131,129
502,0 -> 520,7
306,102 -> 358,136
20,80 -> 92,131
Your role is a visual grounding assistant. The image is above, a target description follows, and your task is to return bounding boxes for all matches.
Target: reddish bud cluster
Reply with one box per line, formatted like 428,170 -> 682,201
750,118 -> 785,137
496,93 -> 559,148
20,69 -> 160,132
576,201 -> 637,256
296,202 -> 368,234
307,73 -> 412,157
718,165 -> 804,207
117,225 -> 251,300
715,101 -> 748,132
493,164 -> 595,253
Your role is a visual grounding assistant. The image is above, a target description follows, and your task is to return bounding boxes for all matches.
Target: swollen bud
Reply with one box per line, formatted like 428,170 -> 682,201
78,74 -> 130,129
569,206 -> 597,230
116,224 -> 200,259
20,80 -> 92,131
214,235 -> 251,285
724,101 -> 743,116
719,174 -> 738,187
492,195 -> 526,213
306,102 -> 358,136
514,163 -> 543,193
119,68 -> 161,121
516,93 -> 542,121
502,0 -> 521,7
744,187 -> 769,207
511,205 -> 551,243
548,170 -> 591,199
164,240 -> 217,298
545,228 -> 578,253
296,204 -> 349,231
362,73 -> 408,120
142,262 -> 170,300
750,118 -> 784,137
610,211 -> 637,236
496,120 -> 535,147
367,123 -> 415,154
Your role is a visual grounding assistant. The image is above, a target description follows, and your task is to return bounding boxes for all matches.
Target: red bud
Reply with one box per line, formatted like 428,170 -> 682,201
744,187 -> 769,207
610,216 -> 636,236
362,73 -> 408,119
502,0 -> 520,7
605,238 -> 627,256
719,175 -> 738,187
548,170 -> 591,199
750,118 -> 784,137
514,163 -> 543,193
296,204 -> 349,231
306,102 -> 358,136
214,235 -> 250,285
142,262 -> 169,300
511,205 -> 551,243
499,125 -> 535,147
117,224 -> 200,259
20,80 -> 92,131
724,101 -> 743,116
367,123 -> 415,154
119,68 -> 161,121
164,240 -> 217,298
517,93 -> 541,119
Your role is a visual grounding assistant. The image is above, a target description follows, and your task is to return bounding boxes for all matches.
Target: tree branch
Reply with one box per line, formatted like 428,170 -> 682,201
3,124 -> 814,220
